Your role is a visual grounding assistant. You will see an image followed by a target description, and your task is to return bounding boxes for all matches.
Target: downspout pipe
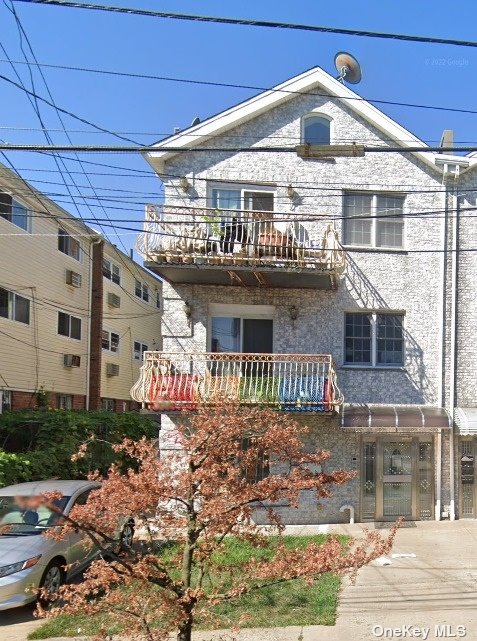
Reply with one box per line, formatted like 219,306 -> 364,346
449,191 -> 460,521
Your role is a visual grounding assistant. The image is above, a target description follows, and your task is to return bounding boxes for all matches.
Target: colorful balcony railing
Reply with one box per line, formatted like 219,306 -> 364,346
135,205 -> 345,288
130,352 -> 343,412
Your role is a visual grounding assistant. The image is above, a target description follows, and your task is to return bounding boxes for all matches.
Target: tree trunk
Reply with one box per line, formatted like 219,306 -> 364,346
177,609 -> 193,641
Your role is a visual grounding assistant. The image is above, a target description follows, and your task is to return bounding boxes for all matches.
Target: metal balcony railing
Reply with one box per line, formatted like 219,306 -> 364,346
136,205 -> 345,274
130,352 -> 343,412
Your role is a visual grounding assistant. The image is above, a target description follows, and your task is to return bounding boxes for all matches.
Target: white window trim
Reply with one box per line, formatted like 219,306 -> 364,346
342,191 -> 407,250
101,398 -> 115,411
133,340 -> 149,360
58,228 -> 83,263
207,305 -> 275,352
102,328 -> 120,354
301,112 -> 333,145
134,279 -> 150,302
343,310 -> 406,368
57,311 -> 82,340
103,258 -> 121,285
0,194 -> 31,233
0,287 -> 31,325
57,394 -> 73,410
208,183 -> 276,211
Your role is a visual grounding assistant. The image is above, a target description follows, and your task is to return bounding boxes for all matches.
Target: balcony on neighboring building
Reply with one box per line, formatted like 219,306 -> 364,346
130,351 -> 343,412
136,205 -> 346,289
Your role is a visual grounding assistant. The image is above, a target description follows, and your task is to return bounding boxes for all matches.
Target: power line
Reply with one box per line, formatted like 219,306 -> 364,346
2,58 -> 477,118
15,1 -> 477,50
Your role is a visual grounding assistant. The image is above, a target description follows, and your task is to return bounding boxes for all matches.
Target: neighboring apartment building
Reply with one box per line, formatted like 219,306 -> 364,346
131,64 -> 477,523
0,164 -> 162,413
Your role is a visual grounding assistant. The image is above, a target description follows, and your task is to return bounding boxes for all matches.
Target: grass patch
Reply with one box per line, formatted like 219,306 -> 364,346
29,534 -> 346,639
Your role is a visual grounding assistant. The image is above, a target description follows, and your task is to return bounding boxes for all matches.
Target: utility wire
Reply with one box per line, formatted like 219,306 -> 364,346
2,58 -> 477,119
15,1 -> 477,50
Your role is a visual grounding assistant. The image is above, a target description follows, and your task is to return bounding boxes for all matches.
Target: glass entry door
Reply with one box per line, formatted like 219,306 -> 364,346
362,437 -> 434,521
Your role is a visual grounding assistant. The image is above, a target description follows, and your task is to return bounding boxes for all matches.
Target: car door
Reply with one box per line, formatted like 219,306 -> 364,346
65,490 -> 99,576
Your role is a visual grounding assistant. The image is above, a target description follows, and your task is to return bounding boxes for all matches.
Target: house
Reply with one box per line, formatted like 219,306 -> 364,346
131,64 -> 477,523
0,163 -> 162,413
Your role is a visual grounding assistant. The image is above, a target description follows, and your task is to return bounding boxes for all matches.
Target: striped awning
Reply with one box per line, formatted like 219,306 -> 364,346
341,404 -> 452,430
454,408 -> 477,434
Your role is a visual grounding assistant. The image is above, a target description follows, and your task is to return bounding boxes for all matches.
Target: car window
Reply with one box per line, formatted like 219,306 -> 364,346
0,495 -> 70,535
73,490 -> 92,507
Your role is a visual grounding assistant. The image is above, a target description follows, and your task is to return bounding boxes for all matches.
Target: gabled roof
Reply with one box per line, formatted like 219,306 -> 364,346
145,64 -> 471,174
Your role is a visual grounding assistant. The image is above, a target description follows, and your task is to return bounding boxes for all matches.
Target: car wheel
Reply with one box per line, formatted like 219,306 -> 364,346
119,521 -> 134,549
39,560 -> 64,605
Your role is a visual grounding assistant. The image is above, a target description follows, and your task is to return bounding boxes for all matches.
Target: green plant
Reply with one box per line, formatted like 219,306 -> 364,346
202,209 -> 222,237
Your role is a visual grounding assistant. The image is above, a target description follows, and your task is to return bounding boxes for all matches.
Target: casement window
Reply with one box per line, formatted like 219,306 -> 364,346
302,114 -> 331,145
343,193 -> 405,248
135,279 -> 149,302
0,287 -> 30,324
0,192 -> 30,231
102,330 -> 120,353
102,258 -> 121,285
344,312 -> 404,367
58,228 -> 81,260
133,341 -> 148,360
101,398 -> 115,412
57,394 -> 73,410
58,311 -> 82,340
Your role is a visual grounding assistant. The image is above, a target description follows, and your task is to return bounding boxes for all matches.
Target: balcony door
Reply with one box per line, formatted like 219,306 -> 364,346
211,317 -> 273,355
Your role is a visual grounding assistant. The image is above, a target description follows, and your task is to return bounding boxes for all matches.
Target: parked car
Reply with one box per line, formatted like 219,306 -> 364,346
0,479 -> 134,611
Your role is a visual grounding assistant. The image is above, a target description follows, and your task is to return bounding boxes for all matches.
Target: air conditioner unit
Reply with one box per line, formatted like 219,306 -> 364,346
64,354 -> 81,368
106,363 -> 120,377
107,292 -> 121,308
66,270 -> 82,288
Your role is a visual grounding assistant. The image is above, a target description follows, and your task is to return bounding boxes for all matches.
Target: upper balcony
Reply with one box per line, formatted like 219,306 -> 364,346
136,205 -> 346,289
130,351 -> 343,413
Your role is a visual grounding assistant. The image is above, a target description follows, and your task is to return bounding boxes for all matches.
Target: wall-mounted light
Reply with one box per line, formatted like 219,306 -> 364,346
179,176 -> 191,193
287,184 -> 296,200
183,301 -> 192,326
289,305 -> 298,328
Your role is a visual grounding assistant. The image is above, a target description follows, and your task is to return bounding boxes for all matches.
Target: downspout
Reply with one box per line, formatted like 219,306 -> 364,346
449,190 -> 460,521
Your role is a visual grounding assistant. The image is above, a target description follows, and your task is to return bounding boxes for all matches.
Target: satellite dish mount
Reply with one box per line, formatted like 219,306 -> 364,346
334,52 -> 362,85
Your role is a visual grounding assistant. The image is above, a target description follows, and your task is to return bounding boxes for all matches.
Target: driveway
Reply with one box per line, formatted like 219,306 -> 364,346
3,521 -> 477,641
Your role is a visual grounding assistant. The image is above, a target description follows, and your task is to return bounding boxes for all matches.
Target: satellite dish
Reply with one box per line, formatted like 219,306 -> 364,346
191,116 -> 201,126
334,52 -> 362,84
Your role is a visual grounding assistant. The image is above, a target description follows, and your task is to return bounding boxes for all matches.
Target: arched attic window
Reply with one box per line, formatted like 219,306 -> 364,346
302,114 -> 331,145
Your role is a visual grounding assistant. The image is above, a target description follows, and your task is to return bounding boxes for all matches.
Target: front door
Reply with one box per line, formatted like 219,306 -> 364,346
362,437 -> 434,521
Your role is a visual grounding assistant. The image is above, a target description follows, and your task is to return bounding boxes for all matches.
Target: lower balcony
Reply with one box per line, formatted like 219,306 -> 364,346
136,205 -> 346,289
130,352 -> 343,412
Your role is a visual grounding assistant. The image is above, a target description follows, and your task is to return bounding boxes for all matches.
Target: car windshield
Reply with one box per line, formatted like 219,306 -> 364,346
0,495 -> 70,535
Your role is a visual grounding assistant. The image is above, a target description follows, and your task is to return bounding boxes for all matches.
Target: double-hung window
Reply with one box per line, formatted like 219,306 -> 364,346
343,193 -> 405,248
57,394 -> 73,410
102,258 -> 121,285
58,228 -> 81,260
102,330 -> 120,353
345,312 -> 404,367
133,341 -> 148,360
58,312 -> 81,340
135,279 -> 149,302
0,192 -> 30,231
0,287 -> 30,324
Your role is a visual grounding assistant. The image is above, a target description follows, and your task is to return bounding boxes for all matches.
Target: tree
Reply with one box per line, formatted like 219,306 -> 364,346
41,406 -> 397,641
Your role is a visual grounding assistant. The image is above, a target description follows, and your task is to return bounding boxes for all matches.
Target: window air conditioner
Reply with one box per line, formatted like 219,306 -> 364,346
106,363 -> 120,377
64,354 -> 81,368
107,292 -> 121,308
66,270 -> 82,288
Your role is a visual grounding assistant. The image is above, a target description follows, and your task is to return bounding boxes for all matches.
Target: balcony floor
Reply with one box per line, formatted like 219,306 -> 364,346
144,261 -> 337,289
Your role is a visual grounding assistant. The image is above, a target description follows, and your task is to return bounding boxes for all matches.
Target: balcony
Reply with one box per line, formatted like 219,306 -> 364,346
130,352 -> 343,413
136,205 -> 346,289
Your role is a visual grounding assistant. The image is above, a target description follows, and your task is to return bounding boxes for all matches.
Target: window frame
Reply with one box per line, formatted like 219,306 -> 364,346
0,192 -> 31,232
101,398 -> 115,412
56,394 -> 73,410
102,329 -> 120,354
207,306 -> 275,353
344,311 -> 405,368
102,258 -> 121,285
209,183 -> 276,215
301,113 -> 332,146
0,287 -> 30,325
57,311 -> 82,340
133,341 -> 148,361
0,390 -> 12,413
343,192 -> 406,249
134,279 -> 149,302
58,228 -> 81,261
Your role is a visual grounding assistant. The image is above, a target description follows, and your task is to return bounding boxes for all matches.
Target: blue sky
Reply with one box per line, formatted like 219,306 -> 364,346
1,0 -> 477,257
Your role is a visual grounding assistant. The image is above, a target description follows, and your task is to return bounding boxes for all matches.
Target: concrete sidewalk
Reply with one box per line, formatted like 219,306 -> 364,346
3,520 -> 477,641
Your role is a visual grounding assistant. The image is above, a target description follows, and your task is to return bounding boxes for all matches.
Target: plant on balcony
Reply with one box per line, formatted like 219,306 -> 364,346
37,406 -> 398,641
